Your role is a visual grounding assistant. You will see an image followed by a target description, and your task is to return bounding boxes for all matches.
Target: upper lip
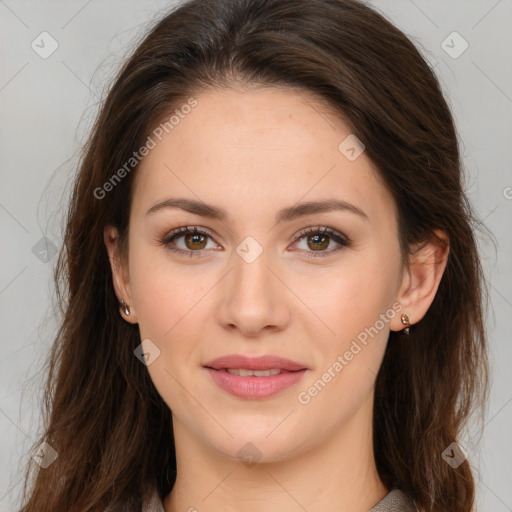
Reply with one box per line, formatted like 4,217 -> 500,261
204,354 -> 308,371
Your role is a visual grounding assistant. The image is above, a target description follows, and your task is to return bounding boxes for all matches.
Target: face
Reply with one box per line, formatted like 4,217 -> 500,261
109,86 -> 408,463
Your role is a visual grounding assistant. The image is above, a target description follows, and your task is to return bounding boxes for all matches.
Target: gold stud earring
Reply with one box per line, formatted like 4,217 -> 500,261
401,313 -> 411,335
119,299 -> 131,316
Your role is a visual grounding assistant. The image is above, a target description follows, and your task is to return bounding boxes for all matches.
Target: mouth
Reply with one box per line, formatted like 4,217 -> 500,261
203,354 -> 308,399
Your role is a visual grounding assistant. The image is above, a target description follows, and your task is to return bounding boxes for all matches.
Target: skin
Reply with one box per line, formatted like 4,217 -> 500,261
104,86 -> 448,512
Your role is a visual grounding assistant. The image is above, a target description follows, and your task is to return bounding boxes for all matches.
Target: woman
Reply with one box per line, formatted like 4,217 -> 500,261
19,0 -> 490,511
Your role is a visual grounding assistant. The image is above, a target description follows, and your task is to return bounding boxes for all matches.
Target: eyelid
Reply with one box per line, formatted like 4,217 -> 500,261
293,226 -> 350,244
165,225 -> 216,239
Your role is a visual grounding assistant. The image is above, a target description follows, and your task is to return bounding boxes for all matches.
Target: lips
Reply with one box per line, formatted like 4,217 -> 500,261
203,354 -> 307,372
203,354 -> 308,399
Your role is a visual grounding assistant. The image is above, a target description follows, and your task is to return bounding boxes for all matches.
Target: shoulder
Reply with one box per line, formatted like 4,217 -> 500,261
369,488 -> 421,512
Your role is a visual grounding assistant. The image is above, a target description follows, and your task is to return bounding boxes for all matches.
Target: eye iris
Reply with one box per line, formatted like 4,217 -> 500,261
185,233 -> 207,250
308,234 -> 329,251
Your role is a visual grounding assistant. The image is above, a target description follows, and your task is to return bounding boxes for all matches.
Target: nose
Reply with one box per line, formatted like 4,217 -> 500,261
216,246 -> 291,338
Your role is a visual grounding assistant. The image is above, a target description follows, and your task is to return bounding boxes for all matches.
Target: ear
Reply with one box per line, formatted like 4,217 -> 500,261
103,224 -> 138,324
391,229 -> 449,332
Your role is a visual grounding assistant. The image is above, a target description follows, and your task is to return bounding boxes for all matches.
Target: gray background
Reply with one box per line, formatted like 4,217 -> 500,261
1,1 -> 511,510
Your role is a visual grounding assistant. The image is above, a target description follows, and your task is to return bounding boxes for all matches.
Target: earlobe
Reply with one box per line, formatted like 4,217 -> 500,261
391,230 -> 449,332
103,224 -> 138,324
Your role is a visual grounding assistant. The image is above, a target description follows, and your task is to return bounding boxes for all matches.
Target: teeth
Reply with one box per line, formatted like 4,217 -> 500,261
225,368 -> 282,377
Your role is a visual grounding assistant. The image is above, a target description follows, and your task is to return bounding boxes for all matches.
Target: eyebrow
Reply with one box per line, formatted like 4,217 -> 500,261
145,197 -> 368,222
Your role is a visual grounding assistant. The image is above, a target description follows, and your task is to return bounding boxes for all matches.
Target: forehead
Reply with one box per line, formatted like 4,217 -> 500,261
131,86 -> 397,227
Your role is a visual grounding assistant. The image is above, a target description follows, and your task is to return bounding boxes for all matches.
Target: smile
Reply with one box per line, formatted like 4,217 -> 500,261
203,353 -> 309,399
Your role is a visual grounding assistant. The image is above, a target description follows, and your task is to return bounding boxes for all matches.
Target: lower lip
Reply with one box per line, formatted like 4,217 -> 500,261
206,368 -> 307,399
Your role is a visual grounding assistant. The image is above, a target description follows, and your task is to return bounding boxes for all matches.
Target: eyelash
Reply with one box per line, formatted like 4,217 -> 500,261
158,225 -> 351,259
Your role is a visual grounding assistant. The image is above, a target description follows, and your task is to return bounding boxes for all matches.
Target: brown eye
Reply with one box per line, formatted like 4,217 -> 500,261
184,233 -> 208,250
160,226 -> 218,257
292,226 -> 351,259
307,234 -> 330,251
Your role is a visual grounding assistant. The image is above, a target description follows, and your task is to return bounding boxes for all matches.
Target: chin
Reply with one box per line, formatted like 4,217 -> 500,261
200,423 -> 310,465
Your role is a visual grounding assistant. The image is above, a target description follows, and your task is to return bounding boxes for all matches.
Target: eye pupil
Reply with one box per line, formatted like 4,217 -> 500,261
308,234 -> 329,250
185,233 -> 207,249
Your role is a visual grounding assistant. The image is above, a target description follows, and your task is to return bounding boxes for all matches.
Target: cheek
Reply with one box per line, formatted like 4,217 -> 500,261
293,256 -> 401,404
293,258 -> 394,340
129,247 -> 215,340
129,253 -> 212,409
292,273 -> 393,424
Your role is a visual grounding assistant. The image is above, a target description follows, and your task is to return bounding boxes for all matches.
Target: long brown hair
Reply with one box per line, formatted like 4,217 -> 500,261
19,0 -> 491,510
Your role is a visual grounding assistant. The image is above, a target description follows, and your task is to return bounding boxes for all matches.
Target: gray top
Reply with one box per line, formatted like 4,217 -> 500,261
142,487 -> 419,511
369,489 -> 419,511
